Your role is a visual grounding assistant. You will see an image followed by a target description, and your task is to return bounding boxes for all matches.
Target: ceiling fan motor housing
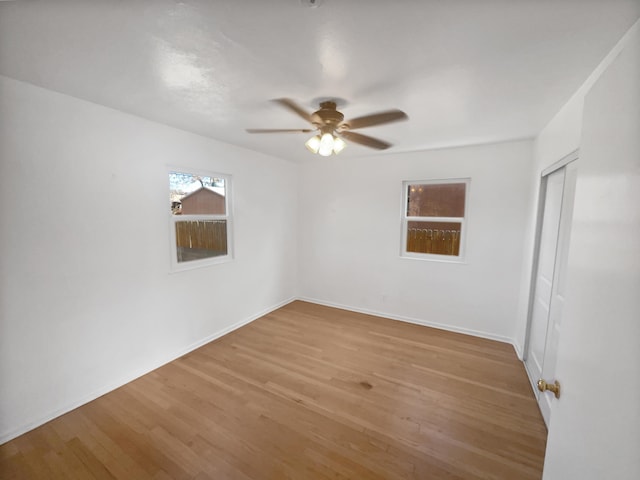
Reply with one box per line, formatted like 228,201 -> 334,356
301,0 -> 324,8
314,101 -> 344,127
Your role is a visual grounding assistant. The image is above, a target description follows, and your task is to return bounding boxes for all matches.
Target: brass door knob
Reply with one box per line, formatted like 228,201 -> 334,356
537,379 -> 561,399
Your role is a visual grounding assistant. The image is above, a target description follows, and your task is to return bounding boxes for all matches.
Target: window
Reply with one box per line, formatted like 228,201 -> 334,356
169,170 -> 232,271
401,179 -> 469,260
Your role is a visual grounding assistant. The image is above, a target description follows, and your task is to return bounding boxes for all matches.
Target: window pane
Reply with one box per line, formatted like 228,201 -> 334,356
175,220 -> 228,262
170,172 -> 226,215
406,221 -> 461,256
407,183 -> 465,217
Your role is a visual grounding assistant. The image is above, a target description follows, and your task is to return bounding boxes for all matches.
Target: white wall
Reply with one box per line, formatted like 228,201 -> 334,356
0,76 -> 299,443
513,21 -> 640,354
298,140 -> 533,342
542,20 -> 640,479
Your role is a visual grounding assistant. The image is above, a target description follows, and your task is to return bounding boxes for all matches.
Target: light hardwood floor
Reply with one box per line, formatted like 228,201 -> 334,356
0,301 -> 547,479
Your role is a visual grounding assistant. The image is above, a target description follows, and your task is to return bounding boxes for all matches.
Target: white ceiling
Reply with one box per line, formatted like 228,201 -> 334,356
1,0 -> 639,162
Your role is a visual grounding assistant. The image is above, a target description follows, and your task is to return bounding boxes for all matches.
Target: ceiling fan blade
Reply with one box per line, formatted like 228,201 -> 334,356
246,128 -> 315,133
340,131 -> 392,150
343,109 -> 408,130
273,98 -> 313,123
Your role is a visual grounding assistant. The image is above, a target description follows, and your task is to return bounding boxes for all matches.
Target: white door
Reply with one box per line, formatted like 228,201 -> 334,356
524,161 -> 577,426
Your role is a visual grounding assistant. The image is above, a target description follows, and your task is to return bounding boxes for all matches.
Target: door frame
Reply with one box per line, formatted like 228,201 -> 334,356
522,149 -> 579,377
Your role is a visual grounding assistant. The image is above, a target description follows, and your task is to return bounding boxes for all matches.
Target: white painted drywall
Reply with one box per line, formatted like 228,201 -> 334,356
0,76 -> 298,442
542,20 -> 640,480
512,21 -> 640,355
297,140 -> 533,342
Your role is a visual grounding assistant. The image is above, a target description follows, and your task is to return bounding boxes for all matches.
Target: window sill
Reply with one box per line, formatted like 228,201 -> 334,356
400,253 -> 467,264
169,254 -> 233,273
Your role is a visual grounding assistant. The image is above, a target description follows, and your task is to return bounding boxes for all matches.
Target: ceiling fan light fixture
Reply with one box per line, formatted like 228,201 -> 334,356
332,136 -> 346,154
318,132 -> 335,156
305,135 -> 321,153
306,131 -> 346,156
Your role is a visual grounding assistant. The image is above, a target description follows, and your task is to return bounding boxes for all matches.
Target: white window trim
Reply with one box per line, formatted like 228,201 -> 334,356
400,178 -> 470,263
168,168 -> 234,273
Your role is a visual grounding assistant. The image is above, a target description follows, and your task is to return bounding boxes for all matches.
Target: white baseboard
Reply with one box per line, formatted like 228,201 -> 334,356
512,340 -> 524,360
0,296 -> 296,445
297,296 -> 515,345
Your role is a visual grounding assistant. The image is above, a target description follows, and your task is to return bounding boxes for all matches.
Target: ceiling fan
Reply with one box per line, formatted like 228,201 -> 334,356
246,98 -> 408,156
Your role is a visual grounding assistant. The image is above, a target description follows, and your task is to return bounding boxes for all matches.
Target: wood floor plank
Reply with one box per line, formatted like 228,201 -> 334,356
0,301 -> 547,479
